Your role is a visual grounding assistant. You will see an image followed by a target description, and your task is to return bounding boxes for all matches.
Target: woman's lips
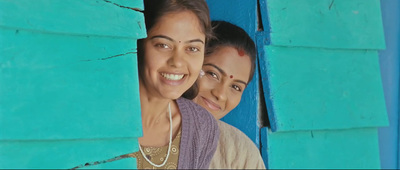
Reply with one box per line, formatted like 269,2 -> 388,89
201,96 -> 221,111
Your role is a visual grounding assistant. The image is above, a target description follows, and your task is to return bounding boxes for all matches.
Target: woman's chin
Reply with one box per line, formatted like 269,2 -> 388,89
161,91 -> 184,100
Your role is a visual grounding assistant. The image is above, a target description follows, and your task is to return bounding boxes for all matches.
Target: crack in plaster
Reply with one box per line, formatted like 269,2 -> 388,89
70,155 -> 128,169
103,0 -> 142,12
329,0 -> 335,10
81,51 -> 136,62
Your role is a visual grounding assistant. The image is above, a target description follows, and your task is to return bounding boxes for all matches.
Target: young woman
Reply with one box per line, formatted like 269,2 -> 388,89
126,0 -> 219,169
191,21 -> 265,169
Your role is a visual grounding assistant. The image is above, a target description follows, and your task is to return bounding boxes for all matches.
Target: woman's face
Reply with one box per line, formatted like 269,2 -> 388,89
193,46 -> 252,119
140,10 -> 206,99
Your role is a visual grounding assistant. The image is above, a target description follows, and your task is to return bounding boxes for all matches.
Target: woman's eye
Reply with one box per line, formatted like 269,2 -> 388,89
155,43 -> 170,49
232,85 -> 242,92
207,71 -> 218,80
187,47 -> 200,52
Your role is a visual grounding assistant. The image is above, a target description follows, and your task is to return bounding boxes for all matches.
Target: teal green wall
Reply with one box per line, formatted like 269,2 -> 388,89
0,0 -> 145,168
258,0 -> 389,168
1,0 -> 395,169
263,128 -> 381,169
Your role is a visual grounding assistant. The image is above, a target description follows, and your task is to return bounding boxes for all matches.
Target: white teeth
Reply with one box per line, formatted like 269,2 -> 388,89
161,73 -> 184,80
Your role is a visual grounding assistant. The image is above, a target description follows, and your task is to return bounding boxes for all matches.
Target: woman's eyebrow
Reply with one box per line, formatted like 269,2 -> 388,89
150,35 -> 174,41
150,35 -> 204,44
234,80 -> 248,86
187,39 -> 204,44
204,63 -> 248,86
203,63 -> 226,75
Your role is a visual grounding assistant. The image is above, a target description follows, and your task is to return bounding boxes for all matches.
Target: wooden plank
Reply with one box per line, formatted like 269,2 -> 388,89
265,0 -> 385,49
260,46 -> 388,131
0,27 -> 142,140
0,0 -> 146,38
206,0 -> 261,146
0,139 -> 138,169
261,127 -> 382,169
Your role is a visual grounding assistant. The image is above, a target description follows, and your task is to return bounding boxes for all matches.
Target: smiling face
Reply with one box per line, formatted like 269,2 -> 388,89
193,46 -> 252,119
140,10 -> 206,100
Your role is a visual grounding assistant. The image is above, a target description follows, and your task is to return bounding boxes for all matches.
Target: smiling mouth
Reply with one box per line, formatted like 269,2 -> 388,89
201,96 -> 221,111
161,73 -> 185,80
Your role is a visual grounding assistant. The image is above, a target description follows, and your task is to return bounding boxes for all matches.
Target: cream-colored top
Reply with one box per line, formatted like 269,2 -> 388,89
129,129 -> 181,169
210,120 -> 266,169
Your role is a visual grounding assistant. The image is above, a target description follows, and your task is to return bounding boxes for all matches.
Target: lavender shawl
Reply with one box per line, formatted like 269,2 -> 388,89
176,97 -> 219,169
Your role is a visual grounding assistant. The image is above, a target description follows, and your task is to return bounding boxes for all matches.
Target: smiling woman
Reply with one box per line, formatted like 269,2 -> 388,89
120,0 -> 219,169
193,21 -> 256,120
191,21 -> 265,169
140,10 -> 206,99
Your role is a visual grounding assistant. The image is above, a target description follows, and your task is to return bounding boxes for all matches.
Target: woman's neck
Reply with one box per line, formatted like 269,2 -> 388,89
139,82 -> 173,128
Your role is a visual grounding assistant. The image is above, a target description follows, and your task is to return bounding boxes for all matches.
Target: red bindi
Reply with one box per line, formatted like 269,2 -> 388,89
238,49 -> 245,57
230,75 -> 233,79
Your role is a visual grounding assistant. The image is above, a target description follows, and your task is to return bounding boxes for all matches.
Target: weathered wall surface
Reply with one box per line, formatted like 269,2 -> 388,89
0,0 -> 146,168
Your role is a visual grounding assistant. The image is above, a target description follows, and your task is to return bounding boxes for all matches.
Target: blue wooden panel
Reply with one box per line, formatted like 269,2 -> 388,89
261,127 -> 382,169
265,0 -> 385,49
260,46 -> 388,131
0,0 -> 146,38
0,139 -> 138,169
0,27 -> 142,140
206,0 -> 261,146
206,0 -> 257,38
377,0 -> 400,169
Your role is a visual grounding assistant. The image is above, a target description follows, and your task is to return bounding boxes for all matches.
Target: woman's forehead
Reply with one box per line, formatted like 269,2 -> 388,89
204,46 -> 252,81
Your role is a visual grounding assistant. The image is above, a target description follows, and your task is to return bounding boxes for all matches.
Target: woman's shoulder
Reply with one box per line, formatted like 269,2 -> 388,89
176,97 -> 220,169
211,120 -> 266,169
177,97 -> 217,123
217,120 -> 254,145
216,120 -> 261,158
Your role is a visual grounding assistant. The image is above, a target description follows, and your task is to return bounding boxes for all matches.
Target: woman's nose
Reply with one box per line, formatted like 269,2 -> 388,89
167,49 -> 184,68
211,84 -> 227,101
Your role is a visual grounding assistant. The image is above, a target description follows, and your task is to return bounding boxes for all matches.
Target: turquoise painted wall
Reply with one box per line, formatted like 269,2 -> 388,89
0,0 -> 145,168
1,0 -> 397,169
258,0 -> 389,168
